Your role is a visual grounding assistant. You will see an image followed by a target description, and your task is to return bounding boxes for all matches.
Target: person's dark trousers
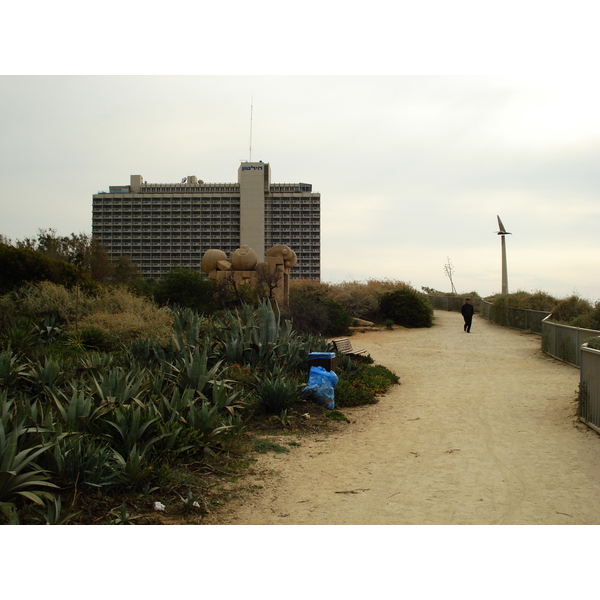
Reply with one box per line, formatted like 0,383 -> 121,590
463,318 -> 472,333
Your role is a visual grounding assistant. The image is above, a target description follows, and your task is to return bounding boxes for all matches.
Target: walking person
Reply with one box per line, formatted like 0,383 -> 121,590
461,298 -> 474,333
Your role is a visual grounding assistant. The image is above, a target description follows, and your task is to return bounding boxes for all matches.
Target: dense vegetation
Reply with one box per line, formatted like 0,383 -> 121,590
289,278 -> 435,329
0,278 -> 399,524
486,290 -> 600,330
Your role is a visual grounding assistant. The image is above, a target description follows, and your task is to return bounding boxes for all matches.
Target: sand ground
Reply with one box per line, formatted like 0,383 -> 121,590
207,310 -> 600,525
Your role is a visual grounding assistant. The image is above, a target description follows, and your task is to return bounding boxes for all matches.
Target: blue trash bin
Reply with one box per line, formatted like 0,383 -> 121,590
307,352 -> 337,371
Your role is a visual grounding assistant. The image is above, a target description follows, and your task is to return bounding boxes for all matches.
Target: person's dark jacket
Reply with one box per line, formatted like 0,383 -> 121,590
461,302 -> 474,319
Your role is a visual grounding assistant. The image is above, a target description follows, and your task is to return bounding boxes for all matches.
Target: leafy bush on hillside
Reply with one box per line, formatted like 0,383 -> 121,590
152,268 -> 217,313
0,242 -> 95,294
551,296 -> 599,329
0,282 -> 174,349
379,288 -> 433,328
287,291 -> 352,336
326,279 -> 416,322
488,290 -> 559,312
486,290 -> 600,330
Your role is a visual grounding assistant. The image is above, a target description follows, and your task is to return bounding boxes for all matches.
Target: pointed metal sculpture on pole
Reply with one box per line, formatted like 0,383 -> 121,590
495,215 -> 512,295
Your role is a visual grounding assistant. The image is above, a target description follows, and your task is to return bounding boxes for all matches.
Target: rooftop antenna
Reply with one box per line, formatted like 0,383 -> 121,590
249,96 -> 253,162
495,215 -> 512,295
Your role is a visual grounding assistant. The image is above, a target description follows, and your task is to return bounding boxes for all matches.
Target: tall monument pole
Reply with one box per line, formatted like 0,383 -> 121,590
496,215 -> 512,295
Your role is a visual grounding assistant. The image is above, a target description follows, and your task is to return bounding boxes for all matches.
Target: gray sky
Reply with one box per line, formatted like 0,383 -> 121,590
2,5 -> 599,302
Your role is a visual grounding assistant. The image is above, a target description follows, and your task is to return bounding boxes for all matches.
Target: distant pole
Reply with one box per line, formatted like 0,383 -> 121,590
501,235 -> 508,294
496,215 -> 512,295
249,97 -> 253,162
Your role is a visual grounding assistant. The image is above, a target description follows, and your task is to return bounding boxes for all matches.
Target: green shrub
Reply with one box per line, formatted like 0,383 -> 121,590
379,289 -> 433,328
551,295 -> 593,325
490,290 -> 559,312
76,287 -> 174,347
0,243 -> 94,295
569,301 -> 600,330
153,268 -> 216,313
326,279 -> 413,322
584,336 -> 600,350
335,378 -> 378,407
363,364 -> 399,385
287,291 -> 352,336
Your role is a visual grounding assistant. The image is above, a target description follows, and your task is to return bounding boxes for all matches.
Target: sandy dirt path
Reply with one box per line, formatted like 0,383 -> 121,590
209,310 -> 600,525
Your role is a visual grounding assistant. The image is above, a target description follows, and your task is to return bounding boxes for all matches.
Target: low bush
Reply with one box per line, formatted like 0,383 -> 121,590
379,288 -> 433,328
0,243 -> 95,295
0,283 -> 174,350
489,290 -> 559,312
287,291 -> 352,337
335,378 -> 379,407
551,295 -> 594,326
584,337 -> 600,350
152,268 -> 216,313
551,298 -> 600,330
333,357 -> 399,408
326,279 -> 414,322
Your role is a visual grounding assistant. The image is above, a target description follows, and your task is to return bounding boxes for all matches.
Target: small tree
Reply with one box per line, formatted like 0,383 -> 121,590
111,255 -> 141,284
255,263 -> 283,302
444,256 -> 457,295
153,268 -> 216,312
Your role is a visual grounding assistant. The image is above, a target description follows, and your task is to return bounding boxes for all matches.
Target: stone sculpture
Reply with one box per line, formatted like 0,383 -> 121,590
201,244 -> 297,308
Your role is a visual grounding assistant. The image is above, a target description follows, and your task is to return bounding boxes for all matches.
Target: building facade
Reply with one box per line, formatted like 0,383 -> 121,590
92,162 -> 320,280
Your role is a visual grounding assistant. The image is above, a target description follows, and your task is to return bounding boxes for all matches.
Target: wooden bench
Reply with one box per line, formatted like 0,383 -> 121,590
332,338 -> 366,356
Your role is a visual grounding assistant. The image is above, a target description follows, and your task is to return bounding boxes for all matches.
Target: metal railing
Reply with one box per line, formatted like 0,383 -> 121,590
428,295 -> 481,312
478,299 -> 550,334
541,316 -> 600,368
579,344 -> 600,432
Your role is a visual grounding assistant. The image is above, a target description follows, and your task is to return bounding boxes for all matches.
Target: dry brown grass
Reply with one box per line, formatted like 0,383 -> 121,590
4,281 -> 174,346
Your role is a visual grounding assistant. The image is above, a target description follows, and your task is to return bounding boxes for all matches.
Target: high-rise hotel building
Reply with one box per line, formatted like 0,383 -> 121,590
92,162 -> 321,279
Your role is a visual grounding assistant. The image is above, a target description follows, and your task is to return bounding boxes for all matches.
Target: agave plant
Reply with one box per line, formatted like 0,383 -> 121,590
156,388 -> 196,424
0,501 -> 20,524
0,349 -> 28,388
76,352 -> 115,376
0,326 -> 38,355
113,444 -> 153,486
39,494 -> 81,525
104,404 -> 160,458
0,421 -> 58,504
34,314 -> 63,344
172,343 -> 223,394
12,393 -> 54,433
109,501 -> 144,525
48,434 -> 118,489
184,400 -> 232,446
93,366 -> 148,405
171,308 -> 205,351
254,370 -> 303,415
125,337 -> 169,368
51,388 -> 111,433
23,356 -> 64,396
146,362 -> 176,398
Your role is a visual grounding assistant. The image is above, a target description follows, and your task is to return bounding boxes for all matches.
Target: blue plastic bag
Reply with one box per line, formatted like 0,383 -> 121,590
302,366 -> 339,410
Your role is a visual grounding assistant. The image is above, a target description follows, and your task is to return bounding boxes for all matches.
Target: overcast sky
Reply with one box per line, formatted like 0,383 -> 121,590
2,4 -> 599,302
